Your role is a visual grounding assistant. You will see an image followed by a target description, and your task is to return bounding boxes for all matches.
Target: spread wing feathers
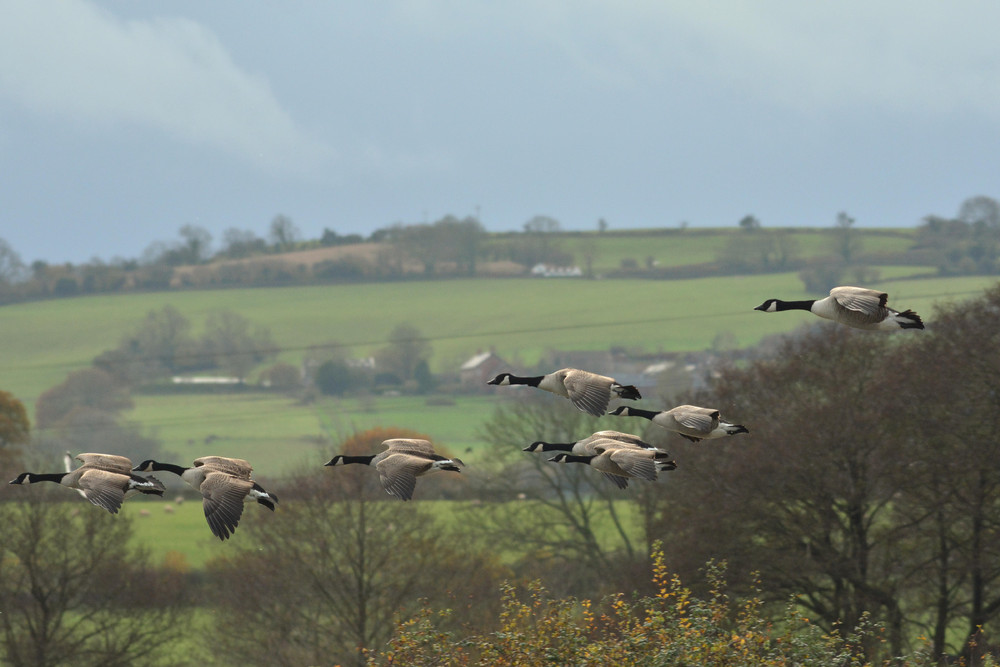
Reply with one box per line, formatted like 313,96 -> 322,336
380,438 -> 437,456
200,473 -> 254,540
588,431 -> 650,447
76,470 -> 128,514
601,472 -> 630,490
562,373 -> 614,417
670,406 -> 720,432
194,456 -> 254,479
830,286 -> 889,319
604,450 -> 659,482
376,453 -> 434,501
583,437 -> 640,456
75,453 -> 133,475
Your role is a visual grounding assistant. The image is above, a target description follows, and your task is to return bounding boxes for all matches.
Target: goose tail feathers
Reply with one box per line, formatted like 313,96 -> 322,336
723,423 -> 750,436
894,309 -> 924,329
129,474 -> 166,495
613,384 -> 642,401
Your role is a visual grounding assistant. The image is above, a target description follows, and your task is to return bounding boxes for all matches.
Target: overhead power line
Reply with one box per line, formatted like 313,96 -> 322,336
6,285 -> 986,378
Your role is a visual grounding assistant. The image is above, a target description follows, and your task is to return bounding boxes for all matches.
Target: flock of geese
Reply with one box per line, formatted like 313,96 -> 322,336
9,286 -> 923,541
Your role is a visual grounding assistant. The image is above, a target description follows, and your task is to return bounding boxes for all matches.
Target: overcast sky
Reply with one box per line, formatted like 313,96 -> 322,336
2,1 -> 999,264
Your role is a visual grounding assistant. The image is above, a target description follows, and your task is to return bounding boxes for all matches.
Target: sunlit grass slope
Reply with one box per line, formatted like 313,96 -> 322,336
7,271 -> 994,408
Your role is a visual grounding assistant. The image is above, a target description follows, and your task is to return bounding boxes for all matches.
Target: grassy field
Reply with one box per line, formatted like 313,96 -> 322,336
120,495 -> 643,571
2,228 -> 998,491
5,270 -> 994,408
128,393 -> 497,474
560,227 -> 916,272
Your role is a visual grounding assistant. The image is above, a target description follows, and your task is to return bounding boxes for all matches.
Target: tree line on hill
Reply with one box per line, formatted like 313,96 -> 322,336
3,282 -> 1000,664
2,195 -> 1000,305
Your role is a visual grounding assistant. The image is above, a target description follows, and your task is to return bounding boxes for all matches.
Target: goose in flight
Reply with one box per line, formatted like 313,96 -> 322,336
133,456 -> 278,540
325,438 -> 464,501
610,405 -> 749,442
10,453 -> 165,514
487,368 -> 641,416
754,286 -> 923,331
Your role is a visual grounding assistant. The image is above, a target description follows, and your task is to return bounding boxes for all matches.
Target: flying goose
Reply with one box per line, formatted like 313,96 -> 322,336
487,368 -> 641,417
533,435 -> 676,489
325,438 -> 464,501
132,456 -> 278,540
609,405 -> 749,442
523,430 -> 660,454
548,441 -> 676,487
10,453 -> 166,514
754,286 -> 924,331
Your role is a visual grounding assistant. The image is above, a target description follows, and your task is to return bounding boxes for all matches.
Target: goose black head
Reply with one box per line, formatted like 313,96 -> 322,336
523,441 -> 544,452
486,373 -> 512,386
132,459 -> 157,473
9,472 -> 32,485
608,406 -> 630,416
754,299 -> 779,312
324,455 -> 344,467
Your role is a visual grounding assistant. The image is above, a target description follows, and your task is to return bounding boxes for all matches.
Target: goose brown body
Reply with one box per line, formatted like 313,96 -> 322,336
487,368 -> 641,417
325,438 -> 464,501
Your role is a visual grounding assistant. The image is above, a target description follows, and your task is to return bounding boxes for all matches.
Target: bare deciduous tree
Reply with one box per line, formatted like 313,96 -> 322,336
207,428 -> 504,667
0,499 -> 186,667
651,327 -> 912,658
470,395 -> 658,596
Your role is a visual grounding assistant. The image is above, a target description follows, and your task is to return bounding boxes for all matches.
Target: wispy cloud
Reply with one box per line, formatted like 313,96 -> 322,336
0,0 -> 329,172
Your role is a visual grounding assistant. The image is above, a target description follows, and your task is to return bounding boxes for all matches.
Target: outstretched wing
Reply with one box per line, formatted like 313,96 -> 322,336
607,449 -> 658,482
76,469 -> 128,514
381,439 -> 437,456
76,453 -> 133,475
194,456 -> 254,479
669,406 -> 720,434
199,472 -> 253,540
562,371 -> 613,417
376,453 -> 433,501
829,286 -> 891,326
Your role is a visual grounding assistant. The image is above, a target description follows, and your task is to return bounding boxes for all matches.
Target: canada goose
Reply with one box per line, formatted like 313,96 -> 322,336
325,438 -> 464,501
523,430 -> 660,454
609,405 -> 749,442
487,368 -> 641,416
534,436 -> 676,489
10,453 -> 166,514
754,286 -> 924,331
132,456 -> 278,540
548,441 -> 676,487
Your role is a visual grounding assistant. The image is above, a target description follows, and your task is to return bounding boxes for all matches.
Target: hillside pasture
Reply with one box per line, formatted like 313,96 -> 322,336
3,272 -> 997,409
128,393 -> 496,475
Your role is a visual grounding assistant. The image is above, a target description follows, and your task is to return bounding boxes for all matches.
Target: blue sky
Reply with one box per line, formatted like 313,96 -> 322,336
2,1 -> 999,264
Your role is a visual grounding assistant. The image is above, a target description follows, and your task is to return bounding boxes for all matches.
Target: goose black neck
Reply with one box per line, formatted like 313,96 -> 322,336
151,462 -> 188,476
625,407 -> 659,420
510,375 -> 543,387
561,454 -> 594,464
339,455 -> 377,465
30,472 -> 68,483
775,299 -> 816,312
540,442 -> 574,452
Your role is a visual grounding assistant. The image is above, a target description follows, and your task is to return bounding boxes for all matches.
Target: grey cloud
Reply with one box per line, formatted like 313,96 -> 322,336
0,0 -> 329,172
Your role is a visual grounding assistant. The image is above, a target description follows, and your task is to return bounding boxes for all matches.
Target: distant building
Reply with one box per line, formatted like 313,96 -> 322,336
531,263 -> 583,277
171,376 -> 241,385
460,350 -> 508,389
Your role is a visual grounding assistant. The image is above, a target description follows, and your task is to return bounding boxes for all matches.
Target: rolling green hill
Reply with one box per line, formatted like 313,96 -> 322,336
3,228 -> 997,478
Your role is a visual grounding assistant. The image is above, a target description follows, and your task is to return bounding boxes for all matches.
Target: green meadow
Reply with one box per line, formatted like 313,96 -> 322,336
129,393 -> 497,475
2,228 -> 998,487
559,227 -> 916,271
5,270 -> 993,407
119,495 -> 643,571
